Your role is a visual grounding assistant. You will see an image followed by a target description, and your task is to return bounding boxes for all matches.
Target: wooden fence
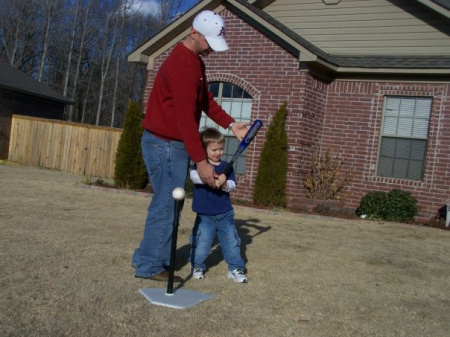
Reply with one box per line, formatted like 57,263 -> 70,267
8,115 -> 122,179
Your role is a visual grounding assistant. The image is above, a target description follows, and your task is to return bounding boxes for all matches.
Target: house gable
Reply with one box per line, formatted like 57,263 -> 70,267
263,0 -> 450,56
127,0 -> 319,70
128,0 -> 450,78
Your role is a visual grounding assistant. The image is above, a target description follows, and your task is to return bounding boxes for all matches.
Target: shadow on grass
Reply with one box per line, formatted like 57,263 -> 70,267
174,218 -> 271,289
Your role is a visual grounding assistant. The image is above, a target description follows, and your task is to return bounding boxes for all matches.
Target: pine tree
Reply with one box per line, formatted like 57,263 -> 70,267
114,100 -> 147,189
253,102 -> 288,207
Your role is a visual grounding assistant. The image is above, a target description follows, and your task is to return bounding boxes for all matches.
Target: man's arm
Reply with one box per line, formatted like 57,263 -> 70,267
196,160 -> 216,188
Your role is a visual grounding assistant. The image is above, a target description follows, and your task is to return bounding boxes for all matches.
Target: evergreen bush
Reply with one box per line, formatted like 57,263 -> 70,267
356,191 -> 389,219
114,100 -> 147,189
385,189 -> 419,222
253,102 -> 288,207
357,189 -> 419,222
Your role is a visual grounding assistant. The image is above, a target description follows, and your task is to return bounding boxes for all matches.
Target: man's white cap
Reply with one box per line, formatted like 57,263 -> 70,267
193,10 -> 229,52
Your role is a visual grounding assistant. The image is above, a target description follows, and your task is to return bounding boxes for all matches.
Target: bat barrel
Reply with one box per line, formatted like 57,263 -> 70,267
222,119 -> 263,176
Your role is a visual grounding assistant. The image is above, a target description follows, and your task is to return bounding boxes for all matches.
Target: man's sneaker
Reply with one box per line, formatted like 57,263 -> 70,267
227,269 -> 248,283
192,266 -> 205,279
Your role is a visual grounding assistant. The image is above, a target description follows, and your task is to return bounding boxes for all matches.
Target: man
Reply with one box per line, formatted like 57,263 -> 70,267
132,10 -> 250,281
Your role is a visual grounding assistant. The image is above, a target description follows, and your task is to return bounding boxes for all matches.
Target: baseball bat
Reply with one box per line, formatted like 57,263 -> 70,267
222,119 -> 263,176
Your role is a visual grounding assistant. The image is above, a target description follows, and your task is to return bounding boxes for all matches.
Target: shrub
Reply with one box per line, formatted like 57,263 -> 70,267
114,100 -> 147,189
303,148 -> 353,200
385,189 -> 419,222
356,191 -> 389,219
357,189 -> 419,222
253,102 -> 288,207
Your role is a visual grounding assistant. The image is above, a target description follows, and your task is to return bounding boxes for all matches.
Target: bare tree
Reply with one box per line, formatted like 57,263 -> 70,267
94,1 -> 122,126
37,0 -> 62,82
0,0 -> 40,69
63,0 -> 81,97
0,0 -> 198,126
110,0 -> 130,127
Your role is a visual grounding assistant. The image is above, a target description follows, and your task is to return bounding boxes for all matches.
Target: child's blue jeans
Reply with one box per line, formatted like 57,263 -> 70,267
189,210 -> 245,272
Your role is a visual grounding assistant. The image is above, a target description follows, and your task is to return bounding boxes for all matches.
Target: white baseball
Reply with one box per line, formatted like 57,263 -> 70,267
172,187 -> 185,200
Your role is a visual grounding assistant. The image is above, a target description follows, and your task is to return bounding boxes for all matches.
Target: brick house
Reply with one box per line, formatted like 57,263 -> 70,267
128,0 -> 450,222
0,60 -> 73,159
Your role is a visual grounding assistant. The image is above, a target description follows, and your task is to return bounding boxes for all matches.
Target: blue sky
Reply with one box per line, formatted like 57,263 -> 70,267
129,0 -> 199,17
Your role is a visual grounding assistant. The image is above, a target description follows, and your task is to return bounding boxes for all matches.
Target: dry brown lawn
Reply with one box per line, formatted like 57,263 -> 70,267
1,163 -> 450,337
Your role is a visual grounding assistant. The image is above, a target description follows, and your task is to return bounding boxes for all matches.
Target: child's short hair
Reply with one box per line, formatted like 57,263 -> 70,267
201,127 -> 225,147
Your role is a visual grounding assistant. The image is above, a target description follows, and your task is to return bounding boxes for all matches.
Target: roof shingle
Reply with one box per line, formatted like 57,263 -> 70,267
0,60 -> 72,104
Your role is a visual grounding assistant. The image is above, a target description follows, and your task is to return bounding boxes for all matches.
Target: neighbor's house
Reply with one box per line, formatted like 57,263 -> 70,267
128,0 -> 450,222
0,60 -> 73,159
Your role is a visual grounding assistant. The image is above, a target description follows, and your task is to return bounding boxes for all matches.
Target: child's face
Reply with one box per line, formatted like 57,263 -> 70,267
206,141 -> 224,163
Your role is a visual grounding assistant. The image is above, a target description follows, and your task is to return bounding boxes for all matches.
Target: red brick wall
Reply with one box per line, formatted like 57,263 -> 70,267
143,9 -> 450,221
322,82 -> 450,221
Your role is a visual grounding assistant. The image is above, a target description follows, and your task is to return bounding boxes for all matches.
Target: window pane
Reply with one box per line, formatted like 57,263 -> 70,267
221,100 -> 232,114
222,83 -> 232,98
407,161 -> 423,180
399,98 -> 415,117
242,100 -> 252,120
395,139 -> 411,159
412,119 -> 429,138
200,113 -> 209,129
209,82 -> 219,97
224,137 -> 246,174
392,159 -> 408,179
385,97 -> 400,116
383,117 -> 398,135
235,155 -> 247,174
380,137 -> 396,157
415,99 -> 432,118
227,137 -> 239,150
230,101 -> 243,118
397,118 -> 413,137
410,140 -> 426,160
378,157 -> 394,177
232,86 -> 243,98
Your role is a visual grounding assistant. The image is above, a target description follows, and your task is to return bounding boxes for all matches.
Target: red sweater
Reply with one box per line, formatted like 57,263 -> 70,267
143,43 -> 233,162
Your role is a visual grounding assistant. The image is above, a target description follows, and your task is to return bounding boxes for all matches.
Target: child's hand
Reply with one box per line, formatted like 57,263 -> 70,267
215,174 -> 227,189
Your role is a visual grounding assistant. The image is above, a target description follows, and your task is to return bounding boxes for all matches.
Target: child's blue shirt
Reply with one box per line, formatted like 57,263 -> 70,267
191,161 -> 236,215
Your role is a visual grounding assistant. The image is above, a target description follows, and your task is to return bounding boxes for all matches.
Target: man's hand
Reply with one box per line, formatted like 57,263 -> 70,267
196,160 -> 216,188
215,174 -> 227,189
231,121 -> 251,141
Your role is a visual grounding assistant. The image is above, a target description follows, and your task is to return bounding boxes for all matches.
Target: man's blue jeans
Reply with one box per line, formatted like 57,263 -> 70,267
189,210 -> 245,272
132,130 -> 190,278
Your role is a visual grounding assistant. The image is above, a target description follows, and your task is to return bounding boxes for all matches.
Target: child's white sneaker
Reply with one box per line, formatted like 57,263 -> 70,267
192,266 -> 205,279
227,269 -> 247,283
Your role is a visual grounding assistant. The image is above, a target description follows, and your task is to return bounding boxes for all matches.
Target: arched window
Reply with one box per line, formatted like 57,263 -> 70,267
200,82 -> 253,174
